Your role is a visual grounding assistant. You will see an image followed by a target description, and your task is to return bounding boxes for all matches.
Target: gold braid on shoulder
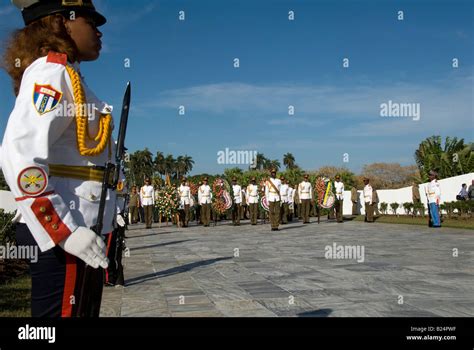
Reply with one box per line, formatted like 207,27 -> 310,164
65,65 -> 112,157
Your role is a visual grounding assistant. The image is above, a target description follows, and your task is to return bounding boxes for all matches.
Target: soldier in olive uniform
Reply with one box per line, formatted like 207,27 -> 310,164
351,187 -> 359,215
412,182 -> 421,217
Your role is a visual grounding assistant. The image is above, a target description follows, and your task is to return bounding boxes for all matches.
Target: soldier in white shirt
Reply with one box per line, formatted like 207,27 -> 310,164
178,176 -> 192,227
140,178 -> 155,229
247,177 -> 259,225
425,170 -> 441,227
265,169 -> 282,231
363,177 -> 374,222
198,177 -> 212,227
231,178 -> 242,226
280,176 -> 289,224
298,174 -> 313,224
334,175 -> 344,223
2,0 -> 110,317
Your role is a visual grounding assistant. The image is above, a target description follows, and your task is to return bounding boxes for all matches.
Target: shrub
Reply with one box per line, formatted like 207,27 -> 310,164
402,202 -> 413,215
390,203 -> 399,215
380,202 -> 388,215
413,202 -> 425,217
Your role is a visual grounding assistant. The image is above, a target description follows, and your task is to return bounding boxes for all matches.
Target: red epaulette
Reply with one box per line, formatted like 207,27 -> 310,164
46,51 -> 67,66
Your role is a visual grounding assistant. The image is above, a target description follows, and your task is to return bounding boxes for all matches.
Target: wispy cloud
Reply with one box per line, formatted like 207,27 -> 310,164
138,72 -> 473,138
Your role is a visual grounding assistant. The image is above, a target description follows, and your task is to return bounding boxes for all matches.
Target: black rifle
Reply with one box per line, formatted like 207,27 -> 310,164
75,82 -> 131,317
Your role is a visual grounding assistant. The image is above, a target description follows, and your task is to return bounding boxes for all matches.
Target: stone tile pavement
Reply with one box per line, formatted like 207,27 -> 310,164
100,218 -> 474,317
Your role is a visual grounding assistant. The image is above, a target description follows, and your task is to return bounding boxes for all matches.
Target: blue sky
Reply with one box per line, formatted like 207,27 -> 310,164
0,0 -> 472,175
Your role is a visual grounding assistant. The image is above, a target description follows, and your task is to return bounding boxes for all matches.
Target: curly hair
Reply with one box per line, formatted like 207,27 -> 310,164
1,14 -> 78,96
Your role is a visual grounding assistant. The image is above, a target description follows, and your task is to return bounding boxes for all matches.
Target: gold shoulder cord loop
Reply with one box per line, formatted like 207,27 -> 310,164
65,65 -> 112,157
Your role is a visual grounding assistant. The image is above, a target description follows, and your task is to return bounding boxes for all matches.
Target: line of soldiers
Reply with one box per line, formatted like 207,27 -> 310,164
126,171 -> 383,231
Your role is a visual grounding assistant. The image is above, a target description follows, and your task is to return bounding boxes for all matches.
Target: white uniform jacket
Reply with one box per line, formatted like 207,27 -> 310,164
2,52 -> 116,252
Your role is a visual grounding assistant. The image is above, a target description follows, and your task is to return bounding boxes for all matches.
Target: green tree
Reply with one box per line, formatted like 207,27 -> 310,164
126,148 -> 154,186
414,136 -> 473,181
283,153 -> 297,170
315,166 -> 357,189
264,159 -> 281,171
154,151 -> 166,179
163,154 -> 175,179
252,152 -> 268,170
224,167 -> 244,183
182,155 -> 194,175
281,168 -> 304,187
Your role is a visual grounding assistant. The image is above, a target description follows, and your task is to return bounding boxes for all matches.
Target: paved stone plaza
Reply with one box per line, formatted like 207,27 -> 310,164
100,219 -> 474,317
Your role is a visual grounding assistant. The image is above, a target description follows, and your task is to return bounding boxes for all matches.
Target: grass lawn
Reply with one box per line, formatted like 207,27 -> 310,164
0,274 -> 31,317
352,215 -> 474,230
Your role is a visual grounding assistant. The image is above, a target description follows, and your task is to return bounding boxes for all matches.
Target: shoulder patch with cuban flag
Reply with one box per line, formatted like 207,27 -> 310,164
33,83 -> 62,115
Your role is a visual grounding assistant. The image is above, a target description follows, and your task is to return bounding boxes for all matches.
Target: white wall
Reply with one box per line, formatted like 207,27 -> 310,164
343,173 -> 474,215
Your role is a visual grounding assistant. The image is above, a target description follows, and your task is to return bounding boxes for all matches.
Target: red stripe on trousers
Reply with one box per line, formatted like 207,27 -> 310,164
104,233 -> 113,283
61,253 -> 77,317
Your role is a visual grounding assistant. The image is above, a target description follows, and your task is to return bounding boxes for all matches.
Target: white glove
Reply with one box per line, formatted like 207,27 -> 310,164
59,227 -> 109,269
116,214 -> 126,227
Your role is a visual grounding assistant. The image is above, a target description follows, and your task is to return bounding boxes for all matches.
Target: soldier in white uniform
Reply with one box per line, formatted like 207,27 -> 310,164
178,176 -> 191,227
246,177 -> 259,225
334,175 -> 344,223
231,178 -> 242,226
280,176 -> 289,224
140,178 -> 155,229
198,177 -> 212,227
1,0 -> 110,317
363,177 -> 374,222
425,170 -> 441,227
298,174 -> 313,223
265,169 -> 281,231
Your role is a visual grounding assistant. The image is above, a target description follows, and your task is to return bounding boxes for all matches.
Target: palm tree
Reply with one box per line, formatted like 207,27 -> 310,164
415,136 -> 473,181
154,151 -> 166,179
283,153 -> 296,170
182,155 -> 194,175
264,159 -> 280,171
164,154 -> 175,179
252,152 -> 268,170
175,156 -> 187,180
128,148 -> 154,185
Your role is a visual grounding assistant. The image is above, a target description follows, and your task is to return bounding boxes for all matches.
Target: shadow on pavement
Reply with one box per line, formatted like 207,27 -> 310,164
129,239 -> 194,252
126,231 -> 175,239
297,308 -> 333,317
125,256 -> 233,286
